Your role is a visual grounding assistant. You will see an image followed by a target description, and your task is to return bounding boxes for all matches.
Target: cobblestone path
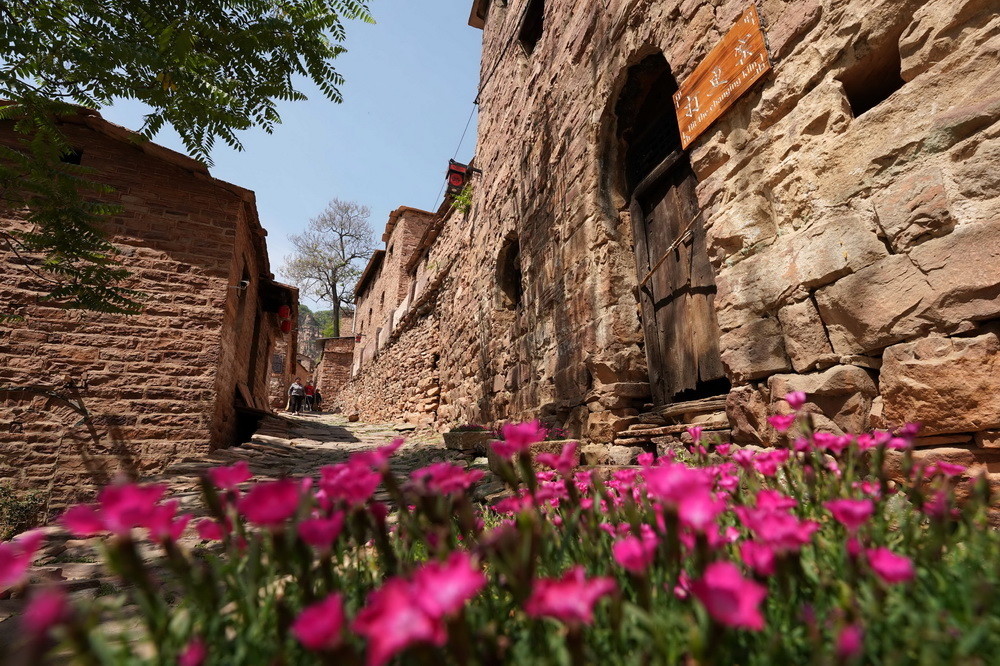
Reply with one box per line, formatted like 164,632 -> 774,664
0,414 -> 503,653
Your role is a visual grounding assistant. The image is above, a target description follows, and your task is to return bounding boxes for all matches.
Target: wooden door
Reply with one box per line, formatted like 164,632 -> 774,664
629,152 -> 725,405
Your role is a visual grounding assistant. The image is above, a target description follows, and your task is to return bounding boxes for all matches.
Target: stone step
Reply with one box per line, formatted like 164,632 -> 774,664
621,415 -> 729,437
655,395 -> 728,420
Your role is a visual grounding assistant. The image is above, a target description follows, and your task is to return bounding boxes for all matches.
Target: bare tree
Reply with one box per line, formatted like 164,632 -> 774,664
281,199 -> 377,337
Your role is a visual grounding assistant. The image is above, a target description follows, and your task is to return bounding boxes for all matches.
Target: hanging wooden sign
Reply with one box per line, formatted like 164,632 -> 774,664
673,5 -> 771,149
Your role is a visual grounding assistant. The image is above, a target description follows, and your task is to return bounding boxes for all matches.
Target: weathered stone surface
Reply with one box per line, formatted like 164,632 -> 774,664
720,318 -> 792,383
580,444 -> 642,466
769,365 -> 878,434
815,255 -> 937,355
873,166 -> 955,251
908,220 -> 1000,328
881,333 -> 1000,435
443,430 -> 492,453
976,431 -> 1000,448
726,385 -> 775,446
778,299 -> 835,372
487,440 -> 578,476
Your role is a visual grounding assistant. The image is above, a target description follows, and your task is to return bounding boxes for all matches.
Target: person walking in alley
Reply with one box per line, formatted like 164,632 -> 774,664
304,382 -> 315,412
288,377 -> 305,415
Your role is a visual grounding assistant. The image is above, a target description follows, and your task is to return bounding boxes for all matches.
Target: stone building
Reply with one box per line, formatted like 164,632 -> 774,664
347,0 -> 1000,455
0,109 -> 297,509
314,337 -> 357,406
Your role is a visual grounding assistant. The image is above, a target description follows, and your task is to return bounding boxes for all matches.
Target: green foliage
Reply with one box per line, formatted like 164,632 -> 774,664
0,483 -> 45,541
452,184 -> 474,214
0,0 -> 372,314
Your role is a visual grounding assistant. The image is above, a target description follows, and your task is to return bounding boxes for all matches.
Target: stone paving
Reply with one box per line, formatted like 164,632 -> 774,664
0,413 -> 505,657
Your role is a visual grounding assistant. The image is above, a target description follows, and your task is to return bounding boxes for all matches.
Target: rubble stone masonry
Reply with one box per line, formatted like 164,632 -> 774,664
347,0 -> 1000,455
0,111 -> 295,510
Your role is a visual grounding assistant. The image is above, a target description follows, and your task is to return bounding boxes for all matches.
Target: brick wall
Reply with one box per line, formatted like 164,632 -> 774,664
315,337 -> 356,403
338,310 -> 440,425
0,113 -> 289,509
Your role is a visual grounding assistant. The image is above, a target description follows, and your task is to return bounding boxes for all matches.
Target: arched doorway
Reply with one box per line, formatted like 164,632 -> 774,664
614,54 -> 729,404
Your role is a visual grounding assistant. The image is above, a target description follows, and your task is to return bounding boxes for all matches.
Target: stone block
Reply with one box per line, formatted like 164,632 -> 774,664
815,254 -> 937,355
975,431 -> 1000,448
881,333 -> 1000,435
726,385 -> 775,446
777,299 -> 835,372
580,444 -> 642,467
873,166 -> 955,251
908,220 -> 1000,328
720,318 -> 792,383
487,440 -> 578,476
769,365 -> 878,435
443,430 -> 492,454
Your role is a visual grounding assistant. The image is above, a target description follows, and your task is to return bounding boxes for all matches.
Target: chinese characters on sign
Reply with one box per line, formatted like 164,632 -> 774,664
672,5 -> 772,149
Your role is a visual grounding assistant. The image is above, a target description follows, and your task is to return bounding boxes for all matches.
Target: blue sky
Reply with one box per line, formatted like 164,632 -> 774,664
100,1 -> 483,310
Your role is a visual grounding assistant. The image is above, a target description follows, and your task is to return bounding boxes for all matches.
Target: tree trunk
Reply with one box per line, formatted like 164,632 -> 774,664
332,300 -> 341,337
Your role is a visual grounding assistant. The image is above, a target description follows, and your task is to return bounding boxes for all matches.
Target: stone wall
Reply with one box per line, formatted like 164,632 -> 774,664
338,309 -> 440,425
343,0 -> 1000,451
353,208 -> 435,372
0,111 -> 290,510
315,337 -> 356,404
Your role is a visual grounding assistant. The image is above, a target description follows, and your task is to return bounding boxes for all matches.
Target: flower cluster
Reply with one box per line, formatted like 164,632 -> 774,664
6,394 -> 998,664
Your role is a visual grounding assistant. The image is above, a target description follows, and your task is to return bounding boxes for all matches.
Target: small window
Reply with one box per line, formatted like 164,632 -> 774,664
60,149 -> 83,165
518,0 -> 544,55
271,353 -> 285,373
839,38 -> 905,118
496,233 -> 523,309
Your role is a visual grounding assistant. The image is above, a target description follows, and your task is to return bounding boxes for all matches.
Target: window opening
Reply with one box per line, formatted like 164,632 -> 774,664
615,54 -> 682,194
496,234 -> 523,309
60,149 -> 83,165
518,0 -> 544,55
838,38 -> 905,118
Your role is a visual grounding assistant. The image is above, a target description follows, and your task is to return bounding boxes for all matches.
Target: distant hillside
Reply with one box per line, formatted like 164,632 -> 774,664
297,305 -> 355,361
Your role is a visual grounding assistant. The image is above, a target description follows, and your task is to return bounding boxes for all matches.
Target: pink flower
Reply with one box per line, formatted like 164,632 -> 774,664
0,529 -> 45,590
613,531 -> 658,573
715,444 -> 731,457
410,463 -> 485,496
179,637 -> 208,666
637,452 -> 655,466
492,492 -> 535,514
535,442 -> 579,477
866,547 -> 915,584
688,426 -> 704,443
413,551 -> 486,618
740,540 -> 776,576
319,463 -> 381,507
293,593 -> 345,651
237,479 -> 301,527
298,514 -> 346,550
60,505 -> 106,537
353,578 -> 446,666
752,450 -> 789,477
767,414 -> 797,432
98,483 -> 168,535
732,449 -> 754,469
784,391 -> 807,410
825,498 -> 874,532
691,561 -> 767,631
644,463 -> 713,506
496,421 -> 546,458
837,624 -> 864,659
934,462 -> 966,478
207,460 -> 252,490
736,507 -> 818,553
673,569 -> 692,599
350,439 -> 403,471
756,490 -> 797,512
144,500 -> 192,542
678,491 -> 725,532
524,566 -> 616,625
21,587 -> 68,636
195,518 -> 226,541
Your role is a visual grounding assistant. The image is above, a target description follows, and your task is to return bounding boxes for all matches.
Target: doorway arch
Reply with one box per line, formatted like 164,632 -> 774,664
613,53 -> 730,404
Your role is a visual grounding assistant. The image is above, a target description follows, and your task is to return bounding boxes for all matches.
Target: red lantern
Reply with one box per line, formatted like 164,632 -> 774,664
446,160 -> 469,195
280,320 -> 293,334
277,305 -> 291,319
